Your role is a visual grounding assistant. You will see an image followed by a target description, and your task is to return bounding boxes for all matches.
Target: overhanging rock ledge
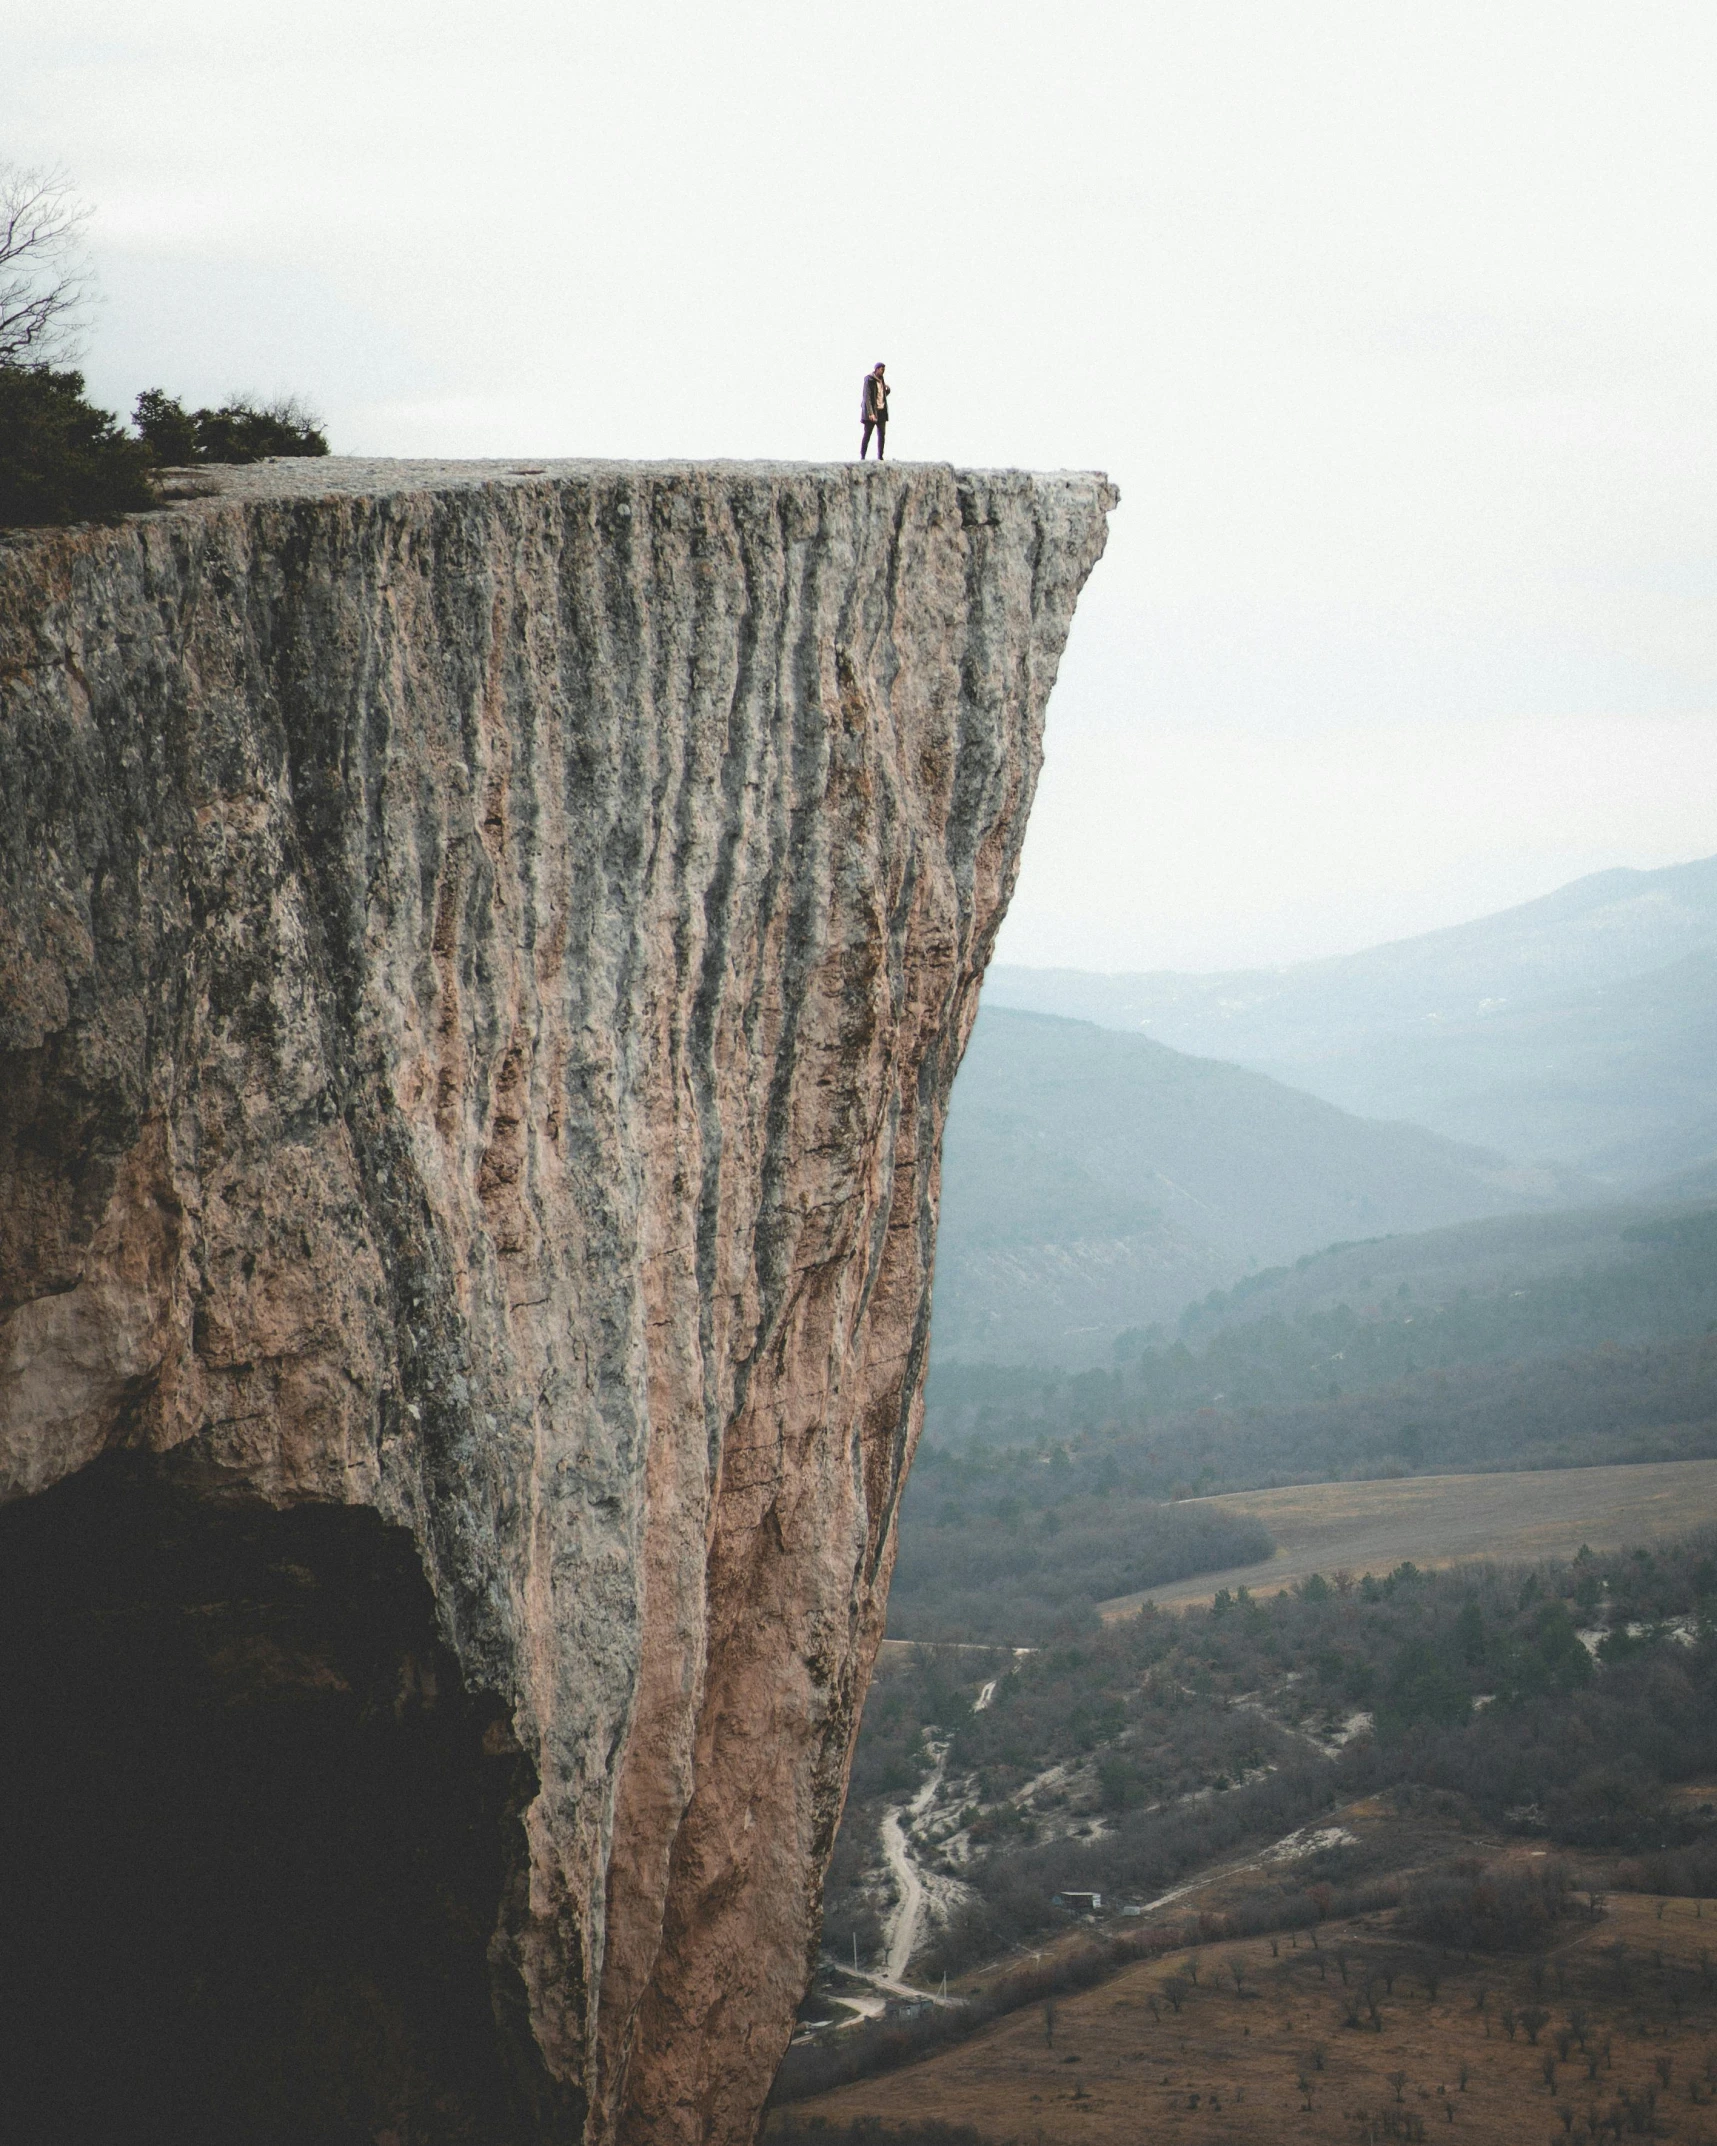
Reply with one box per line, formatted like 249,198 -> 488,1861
0,457 -> 1113,2143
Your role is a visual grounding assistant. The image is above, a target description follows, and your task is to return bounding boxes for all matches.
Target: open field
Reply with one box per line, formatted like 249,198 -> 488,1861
779,1873 -> 1717,2146
1099,1458 -> 1717,1618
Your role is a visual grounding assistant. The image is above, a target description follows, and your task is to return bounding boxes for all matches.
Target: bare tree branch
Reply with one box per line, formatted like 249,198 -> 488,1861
0,162 -> 92,367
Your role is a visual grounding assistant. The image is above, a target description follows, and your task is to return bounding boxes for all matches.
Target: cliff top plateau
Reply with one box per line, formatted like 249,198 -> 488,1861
90,451 -> 1111,509
0,458 -> 1112,2145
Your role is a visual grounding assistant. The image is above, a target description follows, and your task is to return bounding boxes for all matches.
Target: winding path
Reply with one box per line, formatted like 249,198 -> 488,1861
881,1757 -> 946,1980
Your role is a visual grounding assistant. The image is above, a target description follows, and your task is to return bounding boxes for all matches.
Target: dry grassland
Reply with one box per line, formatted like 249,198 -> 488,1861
1100,1459 -> 1717,1618
783,1885 -> 1717,2144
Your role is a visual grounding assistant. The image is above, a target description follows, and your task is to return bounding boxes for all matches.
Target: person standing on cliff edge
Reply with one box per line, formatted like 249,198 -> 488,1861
860,362 -> 889,459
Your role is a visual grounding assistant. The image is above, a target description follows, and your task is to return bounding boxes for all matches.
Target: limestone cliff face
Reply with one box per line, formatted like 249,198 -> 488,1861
0,459 -> 1112,2143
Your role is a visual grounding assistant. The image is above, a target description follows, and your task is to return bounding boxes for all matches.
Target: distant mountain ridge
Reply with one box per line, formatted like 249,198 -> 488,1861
985,853 -> 1717,1180
932,1007 -> 1581,1365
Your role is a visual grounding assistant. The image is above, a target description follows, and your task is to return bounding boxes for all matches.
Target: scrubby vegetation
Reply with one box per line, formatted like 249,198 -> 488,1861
829,1534 -> 1717,1995
944,1539 -> 1717,1952
1,371 -> 328,528
1394,1855 -> 1579,1953
0,367 -> 155,526
132,388 -> 327,465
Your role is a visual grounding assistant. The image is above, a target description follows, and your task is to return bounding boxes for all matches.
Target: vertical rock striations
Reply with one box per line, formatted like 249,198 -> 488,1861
0,458 -> 1112,2143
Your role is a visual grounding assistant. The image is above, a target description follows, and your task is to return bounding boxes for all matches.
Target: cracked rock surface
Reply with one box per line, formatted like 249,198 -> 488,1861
0,457 -> 1112,2143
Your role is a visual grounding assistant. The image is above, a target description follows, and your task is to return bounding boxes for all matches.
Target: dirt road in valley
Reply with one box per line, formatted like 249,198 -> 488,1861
1099,1456 -> 1717,1618
875,1741 -> 980,1984
881,1758 -> 945,1981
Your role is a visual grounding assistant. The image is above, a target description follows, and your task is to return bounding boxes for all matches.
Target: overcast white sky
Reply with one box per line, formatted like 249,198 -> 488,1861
11,2 -> 1717,970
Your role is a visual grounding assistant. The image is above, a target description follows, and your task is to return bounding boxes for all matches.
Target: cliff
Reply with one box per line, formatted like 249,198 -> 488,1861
0,457 -> 1112,2144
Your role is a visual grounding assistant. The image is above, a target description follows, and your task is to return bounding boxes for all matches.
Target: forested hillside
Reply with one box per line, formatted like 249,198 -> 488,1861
921,1201 -> 1717,1490
932,1008 -> 1573,1365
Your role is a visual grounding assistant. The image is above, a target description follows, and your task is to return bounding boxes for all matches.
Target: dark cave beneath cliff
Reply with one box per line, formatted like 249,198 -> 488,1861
0,1458 -> 533,2146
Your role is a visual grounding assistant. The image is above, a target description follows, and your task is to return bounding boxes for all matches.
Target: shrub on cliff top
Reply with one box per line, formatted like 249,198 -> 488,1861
0,371 -> 334,528
0,365 -> 156,526
134,387 -> 327,465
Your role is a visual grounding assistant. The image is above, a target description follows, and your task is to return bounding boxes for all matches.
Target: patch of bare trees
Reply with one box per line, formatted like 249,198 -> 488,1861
0,162 -> 90,367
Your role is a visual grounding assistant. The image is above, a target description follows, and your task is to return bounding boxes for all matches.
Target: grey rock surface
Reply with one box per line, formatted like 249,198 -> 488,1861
0,458 -> 1112,2142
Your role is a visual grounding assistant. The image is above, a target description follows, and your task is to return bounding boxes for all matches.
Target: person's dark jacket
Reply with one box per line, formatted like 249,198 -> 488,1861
861,371 -> 889,424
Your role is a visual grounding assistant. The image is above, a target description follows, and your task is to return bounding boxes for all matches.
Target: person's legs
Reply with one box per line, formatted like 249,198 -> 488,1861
876,420 -> 886,460
860,420 -> 876,458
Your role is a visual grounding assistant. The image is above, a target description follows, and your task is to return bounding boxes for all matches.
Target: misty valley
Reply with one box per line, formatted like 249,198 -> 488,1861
784,855 -> 1717,2145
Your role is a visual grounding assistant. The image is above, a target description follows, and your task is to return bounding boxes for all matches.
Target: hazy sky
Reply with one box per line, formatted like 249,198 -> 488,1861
11,2 -> 1717,971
